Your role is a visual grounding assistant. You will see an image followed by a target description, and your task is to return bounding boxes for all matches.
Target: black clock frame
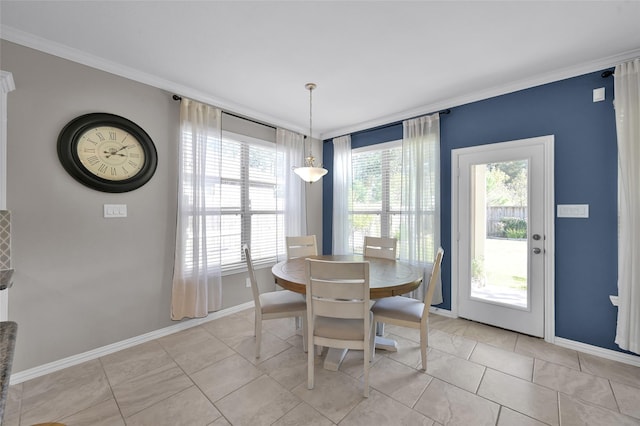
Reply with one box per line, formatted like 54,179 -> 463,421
57,113 -> 158,193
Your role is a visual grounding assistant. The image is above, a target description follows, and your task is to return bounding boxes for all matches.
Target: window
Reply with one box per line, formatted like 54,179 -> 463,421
219,132 -> 285,270
182,130 -> 285,273
350,140 -> 402,253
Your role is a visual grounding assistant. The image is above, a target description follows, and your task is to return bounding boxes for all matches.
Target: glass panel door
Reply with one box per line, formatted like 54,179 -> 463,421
454,135 -> 552,338
470,160 -> 528,309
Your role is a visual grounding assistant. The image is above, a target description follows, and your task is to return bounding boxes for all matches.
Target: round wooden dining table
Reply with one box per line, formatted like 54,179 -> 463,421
271,254 -> 424,299
272,254 -> 424,370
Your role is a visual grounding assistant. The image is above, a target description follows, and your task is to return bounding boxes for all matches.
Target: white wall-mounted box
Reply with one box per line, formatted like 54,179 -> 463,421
104,204 -> 127,218
557,204 -> 589,218
593,87 -> 605,102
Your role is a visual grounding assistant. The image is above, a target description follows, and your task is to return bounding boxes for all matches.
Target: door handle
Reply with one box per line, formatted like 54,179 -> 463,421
532,247 -> 542,254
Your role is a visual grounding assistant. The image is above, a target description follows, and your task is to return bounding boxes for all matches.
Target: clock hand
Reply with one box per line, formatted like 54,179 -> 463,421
103,150 -> 127,158
106,145 -> 131,158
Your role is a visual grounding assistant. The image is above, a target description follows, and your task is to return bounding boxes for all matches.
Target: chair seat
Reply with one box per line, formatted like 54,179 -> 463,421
260,290 -> 306,315
314,314 -> 371,340
371,296 -> 424,323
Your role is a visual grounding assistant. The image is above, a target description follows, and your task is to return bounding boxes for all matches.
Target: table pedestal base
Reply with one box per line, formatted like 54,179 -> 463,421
322,336 -> 398,371
323,348 -> 347,371
373,335 -> 398,352
373,322 -> 398,352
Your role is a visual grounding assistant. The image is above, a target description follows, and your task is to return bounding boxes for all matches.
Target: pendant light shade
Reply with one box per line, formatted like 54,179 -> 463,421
293,158 -> 328,183
294,83 -> 328,183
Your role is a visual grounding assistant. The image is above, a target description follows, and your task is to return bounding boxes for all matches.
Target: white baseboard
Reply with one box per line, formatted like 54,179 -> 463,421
10,301 -> 253,385
429,306 -> 456,318
429,307 -> 640,367
12,302 -> 639,385
553,337 -> 640,368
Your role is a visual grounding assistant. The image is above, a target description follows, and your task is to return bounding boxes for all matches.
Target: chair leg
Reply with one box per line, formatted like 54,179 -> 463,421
420,325 -> 427,371
255,316 -> 262,358
370,320 -> 377,362
254,310 -> 259,336
364,330 -> 371,398
301,315 -> 308,353
307,336 -> 315,390
307,314 -> 315,389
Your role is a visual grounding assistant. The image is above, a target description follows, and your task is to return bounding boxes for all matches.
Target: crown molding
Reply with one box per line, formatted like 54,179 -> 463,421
0,26 -> 307,135
322,47 -> 640,140
3,25 -> 638,141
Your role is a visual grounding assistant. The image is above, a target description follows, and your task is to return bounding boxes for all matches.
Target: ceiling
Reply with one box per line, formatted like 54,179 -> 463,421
1,1 -> 640,139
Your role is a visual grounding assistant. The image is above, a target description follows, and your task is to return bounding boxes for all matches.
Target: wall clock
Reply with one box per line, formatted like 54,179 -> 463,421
57,113 -> 157,193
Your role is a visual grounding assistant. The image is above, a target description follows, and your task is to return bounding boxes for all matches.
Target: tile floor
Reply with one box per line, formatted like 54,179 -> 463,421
4,311 -> 640,425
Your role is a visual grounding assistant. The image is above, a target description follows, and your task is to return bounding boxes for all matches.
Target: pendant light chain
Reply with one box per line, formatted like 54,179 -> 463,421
308,84 -> 313,159
305,82 -> 317,163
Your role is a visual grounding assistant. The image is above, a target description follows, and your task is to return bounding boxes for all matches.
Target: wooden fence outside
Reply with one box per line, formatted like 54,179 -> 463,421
487,206 -> 527,237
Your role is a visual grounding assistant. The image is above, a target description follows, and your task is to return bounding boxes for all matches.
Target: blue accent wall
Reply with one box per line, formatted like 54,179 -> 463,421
323,69 -> 632,354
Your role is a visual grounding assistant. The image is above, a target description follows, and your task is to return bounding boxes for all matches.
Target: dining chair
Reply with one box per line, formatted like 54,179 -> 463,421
363,236 -> 397,259
286,235 -> 318,259
305,258 -> 373,397
243,244 -> 307,358
370,247 -> 444,371
285,235 -> 318,329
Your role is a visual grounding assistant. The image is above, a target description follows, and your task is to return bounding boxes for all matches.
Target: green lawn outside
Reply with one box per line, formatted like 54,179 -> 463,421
471,238 -> 528,307
484,238 -> 528,288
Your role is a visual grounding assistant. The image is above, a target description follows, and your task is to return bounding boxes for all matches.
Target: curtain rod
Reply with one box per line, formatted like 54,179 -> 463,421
370,109 -> 452,131
173,94 -> 449,139
172,94 -> 277,130
328,108 -> 452,140
602,70 -> 615,78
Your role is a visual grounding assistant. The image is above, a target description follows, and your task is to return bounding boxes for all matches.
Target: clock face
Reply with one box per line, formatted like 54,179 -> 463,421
76,126 -> 146,181
57,113 -> 157,193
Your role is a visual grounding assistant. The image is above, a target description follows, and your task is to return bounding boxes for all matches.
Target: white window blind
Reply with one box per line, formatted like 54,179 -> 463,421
182,129 -> 284,272
219,132 -> 284,269
350,140 -> 402,253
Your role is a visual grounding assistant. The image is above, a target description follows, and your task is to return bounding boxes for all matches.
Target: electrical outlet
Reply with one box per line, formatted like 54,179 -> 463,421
245,277 -> 251,288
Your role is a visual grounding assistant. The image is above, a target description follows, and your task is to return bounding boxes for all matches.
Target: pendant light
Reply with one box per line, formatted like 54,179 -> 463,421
294,83 -> 328,183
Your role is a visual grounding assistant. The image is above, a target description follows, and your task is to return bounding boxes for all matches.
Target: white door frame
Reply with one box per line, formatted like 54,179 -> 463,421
451,135 -> 555,342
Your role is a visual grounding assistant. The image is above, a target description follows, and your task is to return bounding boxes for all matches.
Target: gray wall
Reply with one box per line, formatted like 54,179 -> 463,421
1,40 -> 323,372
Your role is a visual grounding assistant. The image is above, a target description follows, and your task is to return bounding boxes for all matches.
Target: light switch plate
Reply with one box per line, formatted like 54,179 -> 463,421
557,204 -> 589,218
104,204 -> 127,218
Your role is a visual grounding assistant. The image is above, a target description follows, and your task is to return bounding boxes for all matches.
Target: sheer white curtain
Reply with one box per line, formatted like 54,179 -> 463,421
614,58 -> 640,354
332,135 -> 352,255
400,113 -> 442,304
171,98 -> 222,320
277,128 -> 307,248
